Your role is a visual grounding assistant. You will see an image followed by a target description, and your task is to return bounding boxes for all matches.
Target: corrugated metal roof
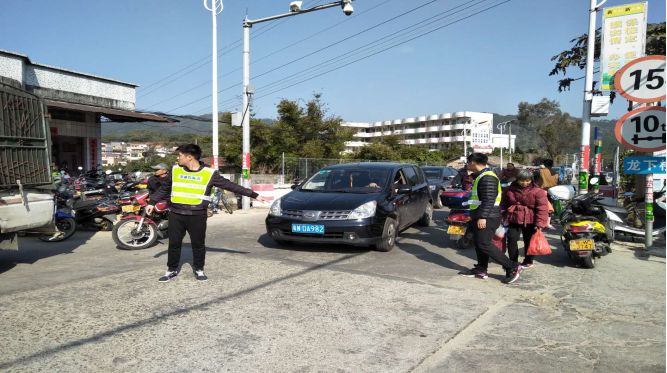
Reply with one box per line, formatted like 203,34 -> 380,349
45,100 -> 178,123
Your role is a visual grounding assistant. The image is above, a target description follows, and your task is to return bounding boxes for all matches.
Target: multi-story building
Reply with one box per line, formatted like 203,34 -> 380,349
342,111 -> 515,154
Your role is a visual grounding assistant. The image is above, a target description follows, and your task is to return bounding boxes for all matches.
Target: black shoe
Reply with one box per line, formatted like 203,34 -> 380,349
503,265 -> 524,284
194,269 -> 208,281
159,270 -> 178,282
458,266 -> 488,280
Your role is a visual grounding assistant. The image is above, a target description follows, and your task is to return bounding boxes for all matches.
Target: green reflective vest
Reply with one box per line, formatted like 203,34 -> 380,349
469,170 -> 501,210
171,165 -> 214,205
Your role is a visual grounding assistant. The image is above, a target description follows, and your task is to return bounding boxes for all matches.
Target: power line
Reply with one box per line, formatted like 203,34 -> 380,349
138,0 -> 385,110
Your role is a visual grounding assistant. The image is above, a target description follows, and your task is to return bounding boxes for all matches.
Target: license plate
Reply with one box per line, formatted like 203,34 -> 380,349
122,205 -> 139,213
291,224 -> 325,234
570,239 -> 594,250
447,225 -> 466,235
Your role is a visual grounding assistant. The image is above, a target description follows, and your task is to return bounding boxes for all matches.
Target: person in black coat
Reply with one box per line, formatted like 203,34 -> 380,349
459,153 -> 523,284
147,163 -> 169,202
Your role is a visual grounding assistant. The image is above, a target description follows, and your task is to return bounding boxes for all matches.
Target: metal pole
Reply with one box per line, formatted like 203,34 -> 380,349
613,146 -> 619,201
508,121 -> 512,163
463,123 -> 467,159
498,123 -> 504,170
241,22 -> 251,210
592,127 -> 601,193
204,0 -> 223,170
645,173 -> 654,249
579,0 -> 603,195
281,152 -> 285,185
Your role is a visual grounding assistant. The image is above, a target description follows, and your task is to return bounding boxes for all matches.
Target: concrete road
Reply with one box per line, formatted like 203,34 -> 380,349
0,209 -> 664,372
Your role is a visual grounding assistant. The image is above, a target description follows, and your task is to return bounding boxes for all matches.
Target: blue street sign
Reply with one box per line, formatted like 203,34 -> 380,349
623,156 -> 666,175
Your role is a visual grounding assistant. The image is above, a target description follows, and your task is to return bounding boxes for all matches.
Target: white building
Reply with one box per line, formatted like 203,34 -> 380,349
342,111 -> 515,154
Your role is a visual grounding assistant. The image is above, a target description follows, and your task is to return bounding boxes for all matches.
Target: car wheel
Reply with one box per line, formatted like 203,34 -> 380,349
418,203 -> 433,226
375,217 -> 397,252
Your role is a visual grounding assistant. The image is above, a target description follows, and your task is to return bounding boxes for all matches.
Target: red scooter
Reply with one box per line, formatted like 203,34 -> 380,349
441,189 -> 474,250
112,192 -> 169,250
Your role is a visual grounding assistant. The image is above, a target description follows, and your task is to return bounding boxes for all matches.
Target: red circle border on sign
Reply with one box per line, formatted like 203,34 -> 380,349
614,106 -> 666,152
614,55 -> 667,103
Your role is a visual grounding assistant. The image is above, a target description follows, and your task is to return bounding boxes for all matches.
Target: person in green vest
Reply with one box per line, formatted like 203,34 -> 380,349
458,153 -> 523,284
146,144 -> 270,282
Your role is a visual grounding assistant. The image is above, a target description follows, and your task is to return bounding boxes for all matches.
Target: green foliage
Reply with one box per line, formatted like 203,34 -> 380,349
346,135 -> 451,165
517,99 -> 581,160
549,22 -> 666,92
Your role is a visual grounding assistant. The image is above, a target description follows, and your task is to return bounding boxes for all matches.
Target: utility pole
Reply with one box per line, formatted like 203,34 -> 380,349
579,0 -> 607,194
240,0 -> 353,210
203,0 -> 223,170
508,121 -> 513,163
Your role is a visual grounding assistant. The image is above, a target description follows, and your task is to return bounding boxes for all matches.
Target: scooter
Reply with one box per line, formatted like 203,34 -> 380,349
441,188 -> 474,249
559,190 -> 613,269
71,197 -> 119,231
600,189 -> 666,239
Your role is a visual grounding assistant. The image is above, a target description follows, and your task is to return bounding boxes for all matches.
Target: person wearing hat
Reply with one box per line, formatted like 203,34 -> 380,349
148,163 -> 169,202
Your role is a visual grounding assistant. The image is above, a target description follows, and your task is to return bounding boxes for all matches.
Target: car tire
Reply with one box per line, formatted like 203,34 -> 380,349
418,203 -> 433,226
375,217 -> 397,252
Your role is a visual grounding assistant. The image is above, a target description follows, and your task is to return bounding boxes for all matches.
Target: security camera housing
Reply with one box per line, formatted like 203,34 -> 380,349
289,1 -> 303,12
342,2 -> 353,16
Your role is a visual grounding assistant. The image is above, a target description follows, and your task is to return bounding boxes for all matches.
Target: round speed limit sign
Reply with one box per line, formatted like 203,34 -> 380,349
615,106 -> 666,152
614,56 -> 666,103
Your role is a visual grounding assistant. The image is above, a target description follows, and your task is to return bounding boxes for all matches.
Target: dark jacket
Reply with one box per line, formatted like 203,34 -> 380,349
150,162 -> 259,216
453,167 -> 473,191
471,168 -> 501,220
500,182 -> 549,228
147,174 -> 167,201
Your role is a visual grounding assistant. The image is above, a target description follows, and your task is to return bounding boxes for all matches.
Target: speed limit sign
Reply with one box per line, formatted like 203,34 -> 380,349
614,56 -> 666,103
615,106 -> 666,152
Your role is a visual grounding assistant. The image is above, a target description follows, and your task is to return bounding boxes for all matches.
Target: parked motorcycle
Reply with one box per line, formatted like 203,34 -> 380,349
112,192 -> 168,250
38,189 -> 77,242
442,189 -> 474,250
601,189 -> 666,239
559,190 -> 613,268
71,197 -> 119,231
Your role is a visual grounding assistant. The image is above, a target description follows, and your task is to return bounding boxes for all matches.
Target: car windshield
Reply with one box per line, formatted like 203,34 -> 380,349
422,168 -> 442,180
300,168 -> 390,193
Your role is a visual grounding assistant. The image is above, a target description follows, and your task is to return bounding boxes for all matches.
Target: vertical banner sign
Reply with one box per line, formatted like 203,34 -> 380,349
645,173 -> 654,221
600,2 -> 647,91
579,144 -> 590,192
593,128 -> 602,193
242,152 -> 250,179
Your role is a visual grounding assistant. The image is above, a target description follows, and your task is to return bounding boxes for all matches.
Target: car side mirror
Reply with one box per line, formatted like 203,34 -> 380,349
397,185 -> 411,194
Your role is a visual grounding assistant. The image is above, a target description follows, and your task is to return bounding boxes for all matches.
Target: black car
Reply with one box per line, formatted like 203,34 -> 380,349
265,163 -> 432,251
421,166 -> 458,209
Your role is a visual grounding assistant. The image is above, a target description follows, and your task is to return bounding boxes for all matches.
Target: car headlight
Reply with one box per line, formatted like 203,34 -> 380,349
348,200 -> 377,219
269,198 -> 282,217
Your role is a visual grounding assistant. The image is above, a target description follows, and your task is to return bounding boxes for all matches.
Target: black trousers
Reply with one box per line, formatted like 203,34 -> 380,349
167,213 -> 208,271
473,217 -> 517,272
507,223 -> 536,264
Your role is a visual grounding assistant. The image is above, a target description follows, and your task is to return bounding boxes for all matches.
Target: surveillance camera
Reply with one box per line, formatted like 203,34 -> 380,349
289,1 -> 303,12
342,2 -> 353,16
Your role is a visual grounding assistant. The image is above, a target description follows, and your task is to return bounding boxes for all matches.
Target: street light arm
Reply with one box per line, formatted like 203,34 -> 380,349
245,1 -> 344,25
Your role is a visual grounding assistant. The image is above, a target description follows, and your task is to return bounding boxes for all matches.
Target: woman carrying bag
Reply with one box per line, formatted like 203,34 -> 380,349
500,169 -> 550,269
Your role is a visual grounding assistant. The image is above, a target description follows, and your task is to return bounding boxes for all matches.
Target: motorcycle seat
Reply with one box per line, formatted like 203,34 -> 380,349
73,199 -> 103,209
602,205 -> 627,214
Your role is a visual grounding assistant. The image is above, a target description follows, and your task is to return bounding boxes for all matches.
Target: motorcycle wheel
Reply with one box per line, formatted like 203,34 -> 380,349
38,217 -> 77,242
207,209 -> 214,218
112,219 -> 158,250
582,255 -> 595,269
456,232 -> 474,250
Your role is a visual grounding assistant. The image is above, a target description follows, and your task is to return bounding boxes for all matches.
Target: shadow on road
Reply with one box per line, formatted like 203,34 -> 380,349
0,231 -> 97,275
0,252 -> 364,370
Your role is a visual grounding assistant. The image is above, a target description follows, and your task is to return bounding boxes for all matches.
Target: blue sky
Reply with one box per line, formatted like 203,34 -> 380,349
2,0 -> 665,122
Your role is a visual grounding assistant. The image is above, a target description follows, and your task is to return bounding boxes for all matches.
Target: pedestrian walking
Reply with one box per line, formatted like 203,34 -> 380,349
458,153 -> 523,284
146,144 -> 269,282
500,169 -> 549,269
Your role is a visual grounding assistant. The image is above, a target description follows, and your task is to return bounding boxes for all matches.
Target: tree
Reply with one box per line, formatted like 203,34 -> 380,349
549,22 -> 665,92
517,99 -> 581,160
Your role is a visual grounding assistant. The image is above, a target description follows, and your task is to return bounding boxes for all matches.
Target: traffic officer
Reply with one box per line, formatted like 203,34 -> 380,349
458,152 -> 523,284
146,144 -> 269,282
